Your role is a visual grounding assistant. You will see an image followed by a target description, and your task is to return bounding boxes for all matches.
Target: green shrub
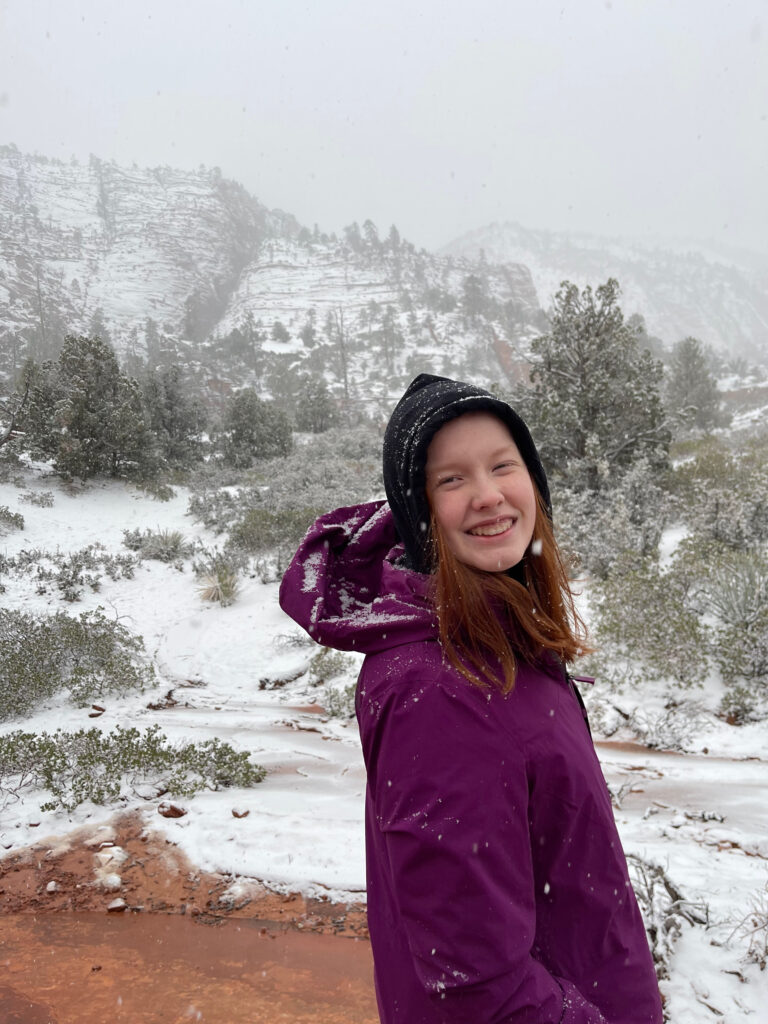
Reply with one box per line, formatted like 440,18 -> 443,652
52,546 -> 137,600
187,425 -> 383,536
193,548 -> 244,606
554,459 -> 670,579
19,490 -> 55,507
0,608 -> 153,721
0,724 -> 265,812
587,555 -> 709,689
230,507 -> 320,555
0,505 -> 24,532
676,541 -> 768,696
715,612 -> 768,691
123,527 -> 192,564
2,544 -> 137,601
308,648 -> 355,687
670,435 -> 768,550
717,685 -> 763,726
323,680 -> 357,719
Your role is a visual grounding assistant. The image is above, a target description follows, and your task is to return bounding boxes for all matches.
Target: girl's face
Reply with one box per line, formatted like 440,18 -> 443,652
425,412 -> 537,573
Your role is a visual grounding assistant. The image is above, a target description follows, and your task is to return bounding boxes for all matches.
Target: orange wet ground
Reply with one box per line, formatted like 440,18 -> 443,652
0,814 -> 377,1023
0,913 -> 377,1023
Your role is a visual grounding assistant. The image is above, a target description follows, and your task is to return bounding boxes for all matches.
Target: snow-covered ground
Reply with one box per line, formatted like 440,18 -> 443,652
1,463 -> 767,1021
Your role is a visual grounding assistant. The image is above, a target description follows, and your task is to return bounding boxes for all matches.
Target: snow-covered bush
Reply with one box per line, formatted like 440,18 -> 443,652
123,526 -> 192,565
626,853 -> 709,982
678,541 -> 768,712
229,506 -> 320,558
19,489 -> 54,507
43,545 -> 136,601
308,648 -> 355,687
1,544 -> 136,601
193,547 -> 244,606
323,680 -> 358,719
0,608 -> 153,720
671,435 -> 768,550
0,504 -> 24,532
555,459 -> 670,578
628,699 -> 710,752
187,425 -> 382,536
586,554 -> 708,689
0,724 -> 265,812
728,883 -> 768,970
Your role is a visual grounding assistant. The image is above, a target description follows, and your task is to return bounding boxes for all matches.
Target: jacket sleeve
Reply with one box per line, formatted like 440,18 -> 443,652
366,666 -> 608,1024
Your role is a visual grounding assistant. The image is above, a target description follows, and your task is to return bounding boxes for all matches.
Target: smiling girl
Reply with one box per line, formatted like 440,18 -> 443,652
280,374 -> 663,1024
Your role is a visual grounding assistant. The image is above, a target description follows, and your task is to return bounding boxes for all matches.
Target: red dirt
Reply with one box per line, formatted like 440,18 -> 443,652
0,813 -> 377,1023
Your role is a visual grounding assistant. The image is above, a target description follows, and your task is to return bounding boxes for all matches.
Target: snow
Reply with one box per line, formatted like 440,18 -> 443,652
2,461 -> 768,1019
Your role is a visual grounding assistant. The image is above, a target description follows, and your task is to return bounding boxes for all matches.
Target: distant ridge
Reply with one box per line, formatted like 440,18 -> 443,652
442,221 -> 768,359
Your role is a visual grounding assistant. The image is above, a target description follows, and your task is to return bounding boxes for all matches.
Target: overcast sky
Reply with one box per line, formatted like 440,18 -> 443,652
1,0 -> 766,253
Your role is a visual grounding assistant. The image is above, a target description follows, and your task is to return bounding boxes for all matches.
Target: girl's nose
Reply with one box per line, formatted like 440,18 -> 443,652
471,478 -> 504,509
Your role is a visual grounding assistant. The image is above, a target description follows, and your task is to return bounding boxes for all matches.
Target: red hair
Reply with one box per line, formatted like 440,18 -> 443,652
429,491 -> 590,692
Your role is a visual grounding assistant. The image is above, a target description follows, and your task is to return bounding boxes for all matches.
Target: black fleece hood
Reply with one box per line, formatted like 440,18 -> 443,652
382,374 -> 551,575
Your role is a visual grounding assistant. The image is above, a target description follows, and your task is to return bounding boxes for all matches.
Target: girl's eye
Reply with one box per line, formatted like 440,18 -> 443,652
437,475 -> 460,486
493,462 -> 516,473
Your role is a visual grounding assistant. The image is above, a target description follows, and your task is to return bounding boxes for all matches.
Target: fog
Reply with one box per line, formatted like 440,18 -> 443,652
1,0 -> 766,252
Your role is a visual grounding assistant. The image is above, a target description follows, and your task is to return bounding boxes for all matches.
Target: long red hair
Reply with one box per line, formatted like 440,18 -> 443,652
429,491 -> 590,692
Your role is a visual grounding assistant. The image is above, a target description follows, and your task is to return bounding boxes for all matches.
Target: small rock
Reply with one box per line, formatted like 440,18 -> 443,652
46,880 -> 58,893
158,802 -> 187,819
107,898 -> 127,913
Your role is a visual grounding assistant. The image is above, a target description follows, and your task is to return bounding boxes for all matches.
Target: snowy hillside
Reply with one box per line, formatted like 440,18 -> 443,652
442,221 -> 768,360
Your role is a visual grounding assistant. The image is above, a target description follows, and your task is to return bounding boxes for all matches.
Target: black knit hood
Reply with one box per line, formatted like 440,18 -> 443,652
382,374 -> 550,574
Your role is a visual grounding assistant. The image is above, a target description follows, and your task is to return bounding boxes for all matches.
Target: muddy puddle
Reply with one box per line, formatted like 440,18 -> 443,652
0,913 -> 377,1024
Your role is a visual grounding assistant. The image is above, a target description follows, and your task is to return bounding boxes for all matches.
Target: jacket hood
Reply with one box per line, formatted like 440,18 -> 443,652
279,500 -> 438,654
382,373 -> 551,574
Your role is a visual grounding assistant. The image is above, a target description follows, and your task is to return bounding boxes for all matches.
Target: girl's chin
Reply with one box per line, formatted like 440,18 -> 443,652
459,548 -> 526,573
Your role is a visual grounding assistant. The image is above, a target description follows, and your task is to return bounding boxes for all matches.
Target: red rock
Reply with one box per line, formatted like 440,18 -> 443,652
158,802 -> 187,819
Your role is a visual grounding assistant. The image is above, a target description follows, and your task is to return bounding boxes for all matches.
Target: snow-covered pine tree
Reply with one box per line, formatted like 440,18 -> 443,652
665,336 -> 730,434
524,278 -> 670,491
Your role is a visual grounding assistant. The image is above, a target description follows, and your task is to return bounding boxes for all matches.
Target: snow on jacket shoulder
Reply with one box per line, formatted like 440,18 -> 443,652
279,501 -> 663,1024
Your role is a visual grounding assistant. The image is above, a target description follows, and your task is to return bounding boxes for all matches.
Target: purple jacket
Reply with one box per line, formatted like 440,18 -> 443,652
280,501 -> 663,1024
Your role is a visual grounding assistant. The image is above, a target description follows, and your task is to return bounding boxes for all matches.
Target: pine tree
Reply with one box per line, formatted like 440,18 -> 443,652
53,335 -> 152,479
221,389 -> 293,467
143,364 -> 207,468
22,336 -> 154,480
271,320 -> 290,344
524,279 -> 670,491
294,377 -> 338,434
665,336 -> 729,433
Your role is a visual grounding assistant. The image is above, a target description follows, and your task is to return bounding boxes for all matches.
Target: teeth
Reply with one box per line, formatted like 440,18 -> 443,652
469,519 -> 513,537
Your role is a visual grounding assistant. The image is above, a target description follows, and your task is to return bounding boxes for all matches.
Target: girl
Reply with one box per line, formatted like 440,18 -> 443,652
280,374 -> 663,1024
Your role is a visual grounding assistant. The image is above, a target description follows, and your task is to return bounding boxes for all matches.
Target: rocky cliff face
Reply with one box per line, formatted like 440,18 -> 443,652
0,147 -> 545,394
0,145 -> 296,357
442,221 -> 768,361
